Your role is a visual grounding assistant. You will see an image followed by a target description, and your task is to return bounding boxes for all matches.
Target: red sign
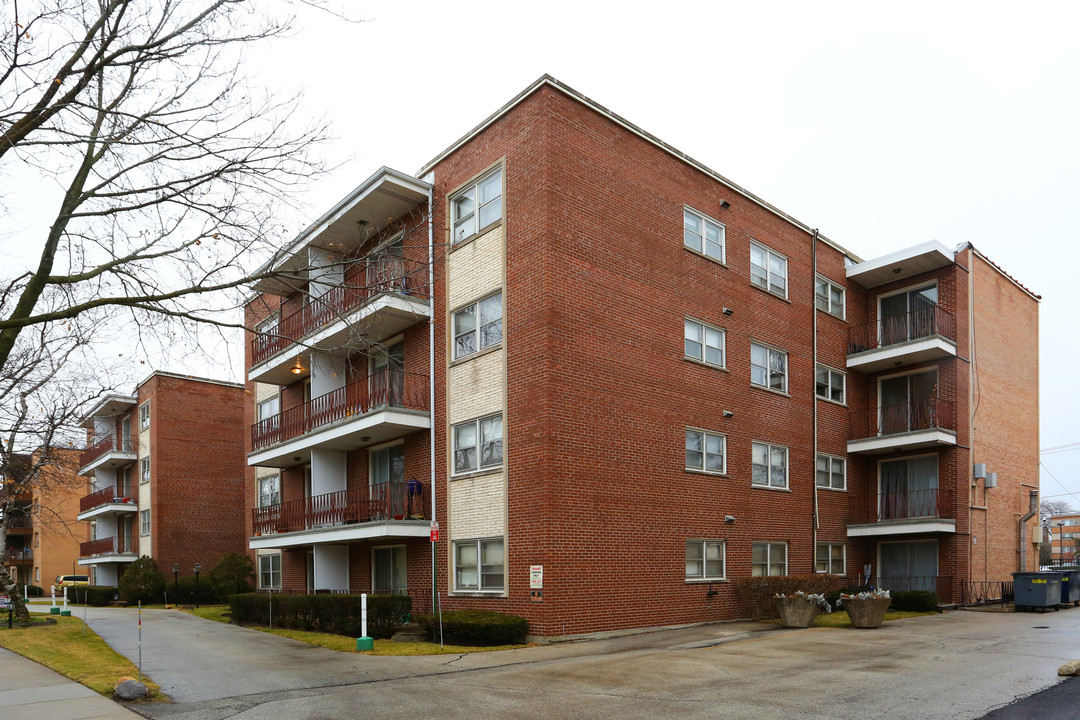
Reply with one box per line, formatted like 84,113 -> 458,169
430,521 -> 440,542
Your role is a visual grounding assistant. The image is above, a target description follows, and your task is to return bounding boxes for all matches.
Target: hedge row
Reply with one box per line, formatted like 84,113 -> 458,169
417,609 -> 528,646
732,575 -> 835,620
229,593 -> 411,639
64,586 -> 118,606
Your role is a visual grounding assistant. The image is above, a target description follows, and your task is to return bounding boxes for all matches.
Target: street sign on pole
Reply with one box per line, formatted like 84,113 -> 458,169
430,520 -> 440,542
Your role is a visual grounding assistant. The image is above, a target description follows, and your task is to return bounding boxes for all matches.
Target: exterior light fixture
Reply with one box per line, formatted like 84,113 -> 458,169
291,364 -> 303,375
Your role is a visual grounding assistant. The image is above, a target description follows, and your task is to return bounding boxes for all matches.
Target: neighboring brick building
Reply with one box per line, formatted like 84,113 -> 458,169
1047,514 -> 1080,564
242,76 -> 1040,635
1,454 -> 34,587
31,448 -> 86,588
76,372 -> 247,587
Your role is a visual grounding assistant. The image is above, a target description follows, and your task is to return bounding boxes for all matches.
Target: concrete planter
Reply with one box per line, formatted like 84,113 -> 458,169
843,597 -> 892,628
774,597 -> 821,628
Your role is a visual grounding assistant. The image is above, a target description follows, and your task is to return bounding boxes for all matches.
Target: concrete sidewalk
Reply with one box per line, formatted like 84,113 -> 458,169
0,647 -> 141,720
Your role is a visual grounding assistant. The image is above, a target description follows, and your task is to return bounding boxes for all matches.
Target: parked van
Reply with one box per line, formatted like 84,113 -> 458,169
53,575 -> 89,593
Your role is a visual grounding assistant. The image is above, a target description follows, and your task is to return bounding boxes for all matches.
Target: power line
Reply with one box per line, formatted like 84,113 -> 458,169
1041,441 -> 1080,455
1040,462 -> 1080,506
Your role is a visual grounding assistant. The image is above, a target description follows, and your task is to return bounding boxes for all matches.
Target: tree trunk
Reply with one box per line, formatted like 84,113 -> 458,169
0,564 -> 32,624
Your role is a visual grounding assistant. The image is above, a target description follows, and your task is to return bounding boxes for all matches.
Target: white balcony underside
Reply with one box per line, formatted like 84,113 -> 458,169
247,408 -> 431,468
847,429 -> 957,455
847,519 -> 957,537
249,520 -> 429,550
847,337 -> 957,373
77,554 -> 138,566
76,502 -> 139,522
78,450 -> 137,477
248,294 -> 431,386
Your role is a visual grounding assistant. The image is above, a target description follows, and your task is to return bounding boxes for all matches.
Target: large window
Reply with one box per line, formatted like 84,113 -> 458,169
816,543 -> 845,574
750,242 -> 788,297
879,284 -> 938,346
683,208 -> 725,262
454,538 -> 504,591
258,475 -> 280,508
371,445 -> 405,486
453,414 -> 503,474
254,313 -> 280,356
140,510 -> 151,536
257,395 -> 280,428
816,365 -> 846,403
684,318 -> 725,367
686,540 -> 726,580
453,293 -> 503,359
815,276 -> 845,318
816,454 -> 846,490
879,455 -> 939,520
138,401 -> 151,430
452,169 -> 503,244
373,546 -> 407,594
752,542 -> 787,576
258,553 -> 281,590
685,429 -> 726,474
751,343 -> 787,392
752,442 -> 788,489
140,457 -> 151,484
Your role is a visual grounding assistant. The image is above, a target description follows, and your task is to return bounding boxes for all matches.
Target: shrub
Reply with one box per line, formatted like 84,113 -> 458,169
26,584 -> 44,597
228,593 -> 412,639
168,576 -> 219,605
117,556 -> 166,604
209,552 -> 254,599
732,575 -> 835,620
417,609 -> 528,646
65,586 -> 117,606
888,590 -> 938,612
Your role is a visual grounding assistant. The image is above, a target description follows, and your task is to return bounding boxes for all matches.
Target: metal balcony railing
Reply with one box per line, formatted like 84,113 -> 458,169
2,548 -> 33,562
5,515 -> 32,530
848,305 -> 956,354
80,434 -> 135,468
251,480 -> 422,536
878,575 -> 953,604
79,535 -> 134,557
79,485 -> 136,513
250,368 -> 429,451
850,397 -> 956,438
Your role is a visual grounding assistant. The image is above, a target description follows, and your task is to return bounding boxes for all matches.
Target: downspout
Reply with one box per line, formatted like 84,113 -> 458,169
1019,490 -> 1038,572
811,229 -> 820,573
427,182 -> 437,614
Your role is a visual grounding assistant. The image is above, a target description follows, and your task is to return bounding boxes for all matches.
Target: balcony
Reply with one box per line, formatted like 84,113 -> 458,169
848,398 -> 957,454
248,368 -> 430,468
847,306 -> 957,373
879,575 -> 954,604
78,535 -> 137,562
248,481 -> 429,550
847,488 -> 957,537
5,515 -> 32,534
76,485 -> 138,521
78,434 -> 137,476
249,254 -> 431,386
3,548 -> 33,565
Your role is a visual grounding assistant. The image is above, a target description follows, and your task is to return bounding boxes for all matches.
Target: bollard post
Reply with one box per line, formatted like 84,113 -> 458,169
355,593 -> 373,651
138,601 -> 142,684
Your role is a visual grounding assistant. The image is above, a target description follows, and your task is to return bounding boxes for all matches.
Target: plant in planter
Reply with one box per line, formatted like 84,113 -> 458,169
838,588 -> 892,628
773,591 -> 832,628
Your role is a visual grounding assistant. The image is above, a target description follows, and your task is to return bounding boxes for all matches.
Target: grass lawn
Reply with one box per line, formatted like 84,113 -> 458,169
765,609 -> 937,628
0,615 -> 163,699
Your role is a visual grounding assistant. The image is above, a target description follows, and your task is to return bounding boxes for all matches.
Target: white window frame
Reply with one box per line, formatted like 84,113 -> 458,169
750,241 -> 788,298
683,207 -> 726,263
816,364 -> 846,404
816,543 -> 846,574
750,342 -> 787,393
258,474 -> 281,508
684,318 -> 725,368
685,539 -> 726,581
257,395 -> 280,426
752,441 -> 789,489
685,429 -> 727,475
258,552 -> 281,590
452,413 -> 503,475
451,168 -> 503,244
752,542 -> 788,577
816,454 -> 846,491
140,456 -> 151,484
815,275 -> 846,319
453,538 -> 504,592
140,509 -> 151,536
138,401 -> 150,430
452,292 -> 503,360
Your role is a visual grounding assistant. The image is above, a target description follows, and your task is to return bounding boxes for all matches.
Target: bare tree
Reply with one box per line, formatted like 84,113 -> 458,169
1040,499 -> 1075,523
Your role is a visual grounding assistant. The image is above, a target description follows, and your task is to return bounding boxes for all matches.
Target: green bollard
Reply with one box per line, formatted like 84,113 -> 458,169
356,636 -> 374,651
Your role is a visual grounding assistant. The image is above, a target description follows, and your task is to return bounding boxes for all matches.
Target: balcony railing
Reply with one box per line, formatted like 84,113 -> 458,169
251,480 -> 421,536
80,434 -> 135,468
251,254 -> 430,366
251,368 -> 429,452
848,305 -> 956,354
850,397 -> 956,438
879,487 -> 952,522
3,548 -> 33,562
878,575 -> 953,604
80,535 -> 134,557
5,515 -> 32,530
79,485 -> 136,513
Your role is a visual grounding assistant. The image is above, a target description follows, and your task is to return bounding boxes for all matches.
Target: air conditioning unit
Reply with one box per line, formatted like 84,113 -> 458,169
973,463 -> 987,479
984,472 -> 997,488
1033,526 -> 1043,544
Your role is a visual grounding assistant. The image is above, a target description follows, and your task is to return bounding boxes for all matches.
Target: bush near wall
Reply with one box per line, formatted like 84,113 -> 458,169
65,586 -> 118,606
167,577 -> 220,605
417,610 -> 528,646
732,575 -> 836,620
26,585 -> 44,597
229,593 -> 411,639
888,590 -> 938,612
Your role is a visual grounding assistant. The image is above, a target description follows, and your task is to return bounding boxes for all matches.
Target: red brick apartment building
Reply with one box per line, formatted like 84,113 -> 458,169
2,455 -> 35,587
243,76 -> 1040,636
1047,514 -> 1080,564
77,372 -> 247,587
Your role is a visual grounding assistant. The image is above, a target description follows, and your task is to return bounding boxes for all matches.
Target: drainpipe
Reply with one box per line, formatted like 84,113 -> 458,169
811,230 -> 820,573
426,182 -> 437,614
1018,490 -> 1038,572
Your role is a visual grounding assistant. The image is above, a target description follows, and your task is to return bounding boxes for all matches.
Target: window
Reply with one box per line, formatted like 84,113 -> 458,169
752,442 -> 788,489
685,429 -> 726,474
138,401 -> 150,430
258,553 -> 281,590
750,242 -> 788,297
140,509 -> 151,536
34,533 -> 39,548
454,538 -> 504,591
750,343 -> 787,392
373,546 -> 407,594
816,365 -> 846,403
257,395 -> 280,431
685,540 -> 726,580
452,169 -> 502,243
140,457 -> 151,484
683,208 -> 725,262
815,276 -> 845,318
258,475 -> 280,508
752,542 -> 787,576
816,543 -> 845,574
816,454 -> 846,490
684,319 -> 725,367
35,567 -> 40,582
453,293 -> 503,359
453,414 -> 503,474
